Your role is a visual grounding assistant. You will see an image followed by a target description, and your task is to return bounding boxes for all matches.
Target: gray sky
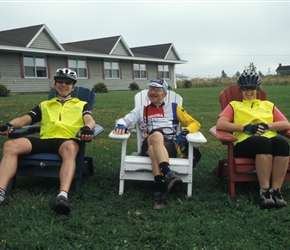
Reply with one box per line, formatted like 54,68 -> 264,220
1,0 -> 290,78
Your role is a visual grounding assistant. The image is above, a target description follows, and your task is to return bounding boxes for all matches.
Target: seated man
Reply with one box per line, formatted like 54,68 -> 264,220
0,68 -> 96,215
113,78 -> 201,210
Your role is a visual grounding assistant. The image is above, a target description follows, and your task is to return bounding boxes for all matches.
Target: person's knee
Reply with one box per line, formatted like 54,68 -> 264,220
148,131 -> 163,144
3,140 -> 24,155
59,141 -> 79,156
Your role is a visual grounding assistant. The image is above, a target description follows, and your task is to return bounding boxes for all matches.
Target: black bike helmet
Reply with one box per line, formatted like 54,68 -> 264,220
237,71 -> 261,88
54,68 -> 77,84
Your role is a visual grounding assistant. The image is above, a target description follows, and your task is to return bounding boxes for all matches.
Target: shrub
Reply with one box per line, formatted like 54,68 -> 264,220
92,82 -> 108,93
128,81 -> 139,90
183,80 -> 192,88
0,83 -> 10,97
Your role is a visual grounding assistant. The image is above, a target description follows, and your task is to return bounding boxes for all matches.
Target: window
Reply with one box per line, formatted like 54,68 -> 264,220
158,65 -> 169,79
24,56 -> 47,77
104,61 -> 120,79
68,59 -> 87,78
134,63 -> 147,79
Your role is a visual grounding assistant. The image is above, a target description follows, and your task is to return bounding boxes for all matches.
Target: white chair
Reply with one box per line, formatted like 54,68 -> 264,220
109,89 -> 207,197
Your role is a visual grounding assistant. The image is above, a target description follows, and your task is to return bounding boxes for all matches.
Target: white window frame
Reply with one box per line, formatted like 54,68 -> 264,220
133,63 -> 147,79
104,61 -> 120,79
68,59 -> 87,78
158,64 -> 170,79
23,56 -> 47,78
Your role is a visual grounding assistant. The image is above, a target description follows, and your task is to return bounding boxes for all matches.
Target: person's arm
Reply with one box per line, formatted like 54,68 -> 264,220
0,114 -> 32,136
267,106 -> 290,132
216,104 -> 244,132
216,115 -> 244,132
77,104 -> 96,141
114,107 -> 141,135
176,104 -> 200,133
83,114 -> 96,130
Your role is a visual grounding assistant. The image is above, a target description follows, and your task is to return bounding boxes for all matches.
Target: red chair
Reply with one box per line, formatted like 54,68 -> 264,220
209,85 -> 290,197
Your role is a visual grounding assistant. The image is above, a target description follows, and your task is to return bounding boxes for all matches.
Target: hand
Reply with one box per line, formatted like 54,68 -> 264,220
243,124 -> 265,135
258,123 -> 269,133
114,124 -> 127,135
0,123 -> 14,136
176,129 -> 189,145
77,126 -> 94,141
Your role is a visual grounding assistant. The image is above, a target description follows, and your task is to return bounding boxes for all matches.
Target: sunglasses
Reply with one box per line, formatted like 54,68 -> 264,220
148,87 -> 163,92
240,86 -> 257,91
56,80 -> 73,85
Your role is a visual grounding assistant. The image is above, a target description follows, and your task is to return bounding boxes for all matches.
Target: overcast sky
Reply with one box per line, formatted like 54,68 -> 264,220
1,1 -> 290,78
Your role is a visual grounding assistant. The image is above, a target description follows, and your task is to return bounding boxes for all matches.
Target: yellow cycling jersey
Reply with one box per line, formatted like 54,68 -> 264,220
230,99 -> 277,144
40,97 -> 87,139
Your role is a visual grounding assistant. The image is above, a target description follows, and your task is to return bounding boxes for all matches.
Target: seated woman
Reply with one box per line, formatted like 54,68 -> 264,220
216,71 -> 289,209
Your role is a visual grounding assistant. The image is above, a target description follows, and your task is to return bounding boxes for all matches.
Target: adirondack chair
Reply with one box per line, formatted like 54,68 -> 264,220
109,89 -> 207,197
209,84 -> 290,197
7,86 -> 104,191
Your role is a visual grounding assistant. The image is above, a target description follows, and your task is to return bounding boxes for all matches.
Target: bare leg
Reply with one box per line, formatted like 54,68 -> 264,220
255,154 -> 273,189
0,138 -> 32,190
271,156 -> 288,189
58,140 -> 79,193
147,132 -> 169,175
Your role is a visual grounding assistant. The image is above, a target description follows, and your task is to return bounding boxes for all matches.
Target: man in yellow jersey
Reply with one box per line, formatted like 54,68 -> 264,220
0,68 -> 95,215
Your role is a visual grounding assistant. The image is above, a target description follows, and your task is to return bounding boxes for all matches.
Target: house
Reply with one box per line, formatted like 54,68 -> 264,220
276,63 -> 290,75
0,24 -> 187,93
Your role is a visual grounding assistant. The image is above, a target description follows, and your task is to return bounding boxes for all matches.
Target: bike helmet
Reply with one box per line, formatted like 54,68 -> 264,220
237,71 -> 261,88
54,68 -> 77,84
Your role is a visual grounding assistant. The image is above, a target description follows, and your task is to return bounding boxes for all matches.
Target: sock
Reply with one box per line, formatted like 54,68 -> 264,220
0,188 -> 5,197
57,190 -> 68,199
159,162 -> 170,176
154,175 -> 166,193
260,188 -> 270,196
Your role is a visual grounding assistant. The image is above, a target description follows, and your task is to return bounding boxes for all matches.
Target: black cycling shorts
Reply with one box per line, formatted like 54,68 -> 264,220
26,137 -> 80,154
234,135 -> 289,159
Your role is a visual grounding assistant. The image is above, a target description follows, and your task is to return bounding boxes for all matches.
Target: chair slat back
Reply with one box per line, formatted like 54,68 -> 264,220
219,85 -> 267,110
134,89 -> 183,152
48,87 -> 96,109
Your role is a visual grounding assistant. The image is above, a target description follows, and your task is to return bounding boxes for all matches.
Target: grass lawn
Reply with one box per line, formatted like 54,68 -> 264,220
1,85 -> 290,249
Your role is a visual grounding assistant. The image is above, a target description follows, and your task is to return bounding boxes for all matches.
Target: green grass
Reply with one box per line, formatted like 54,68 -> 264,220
1,86 -> 290,249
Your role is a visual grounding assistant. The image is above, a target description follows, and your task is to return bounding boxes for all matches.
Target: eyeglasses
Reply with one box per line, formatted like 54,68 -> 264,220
148,87 -> 163,92
56,80 -> 73,85
240,87 -> 257,91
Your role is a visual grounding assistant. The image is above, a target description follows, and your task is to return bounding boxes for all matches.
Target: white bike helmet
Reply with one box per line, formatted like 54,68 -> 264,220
54,68 -> 77,84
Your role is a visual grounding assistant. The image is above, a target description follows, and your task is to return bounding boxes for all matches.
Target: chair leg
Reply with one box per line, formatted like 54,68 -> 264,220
229,181 -> 235,197
119,180 -> 124,195
187,183 -> 192,197
75,179 -> 82,191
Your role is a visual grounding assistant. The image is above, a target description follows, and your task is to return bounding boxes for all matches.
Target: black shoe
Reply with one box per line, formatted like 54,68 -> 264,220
0,195 -> 8,205
52,195 -> 70,215
272,188 -> 287,208
153,192 -> 166,210
258,189 -> 275,209
164,171 -> 183,193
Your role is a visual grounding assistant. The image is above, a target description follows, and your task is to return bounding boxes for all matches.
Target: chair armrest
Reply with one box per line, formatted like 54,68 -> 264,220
108,130 -> 131,141
93,124 -> 104,137
209,126 -> 237,143
278,129 -> 290,139
8,125 -> 40,139
186,132 -> 207,147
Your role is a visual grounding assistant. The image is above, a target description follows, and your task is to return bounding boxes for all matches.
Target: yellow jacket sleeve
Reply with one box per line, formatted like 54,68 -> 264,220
176,104 -> 201,133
